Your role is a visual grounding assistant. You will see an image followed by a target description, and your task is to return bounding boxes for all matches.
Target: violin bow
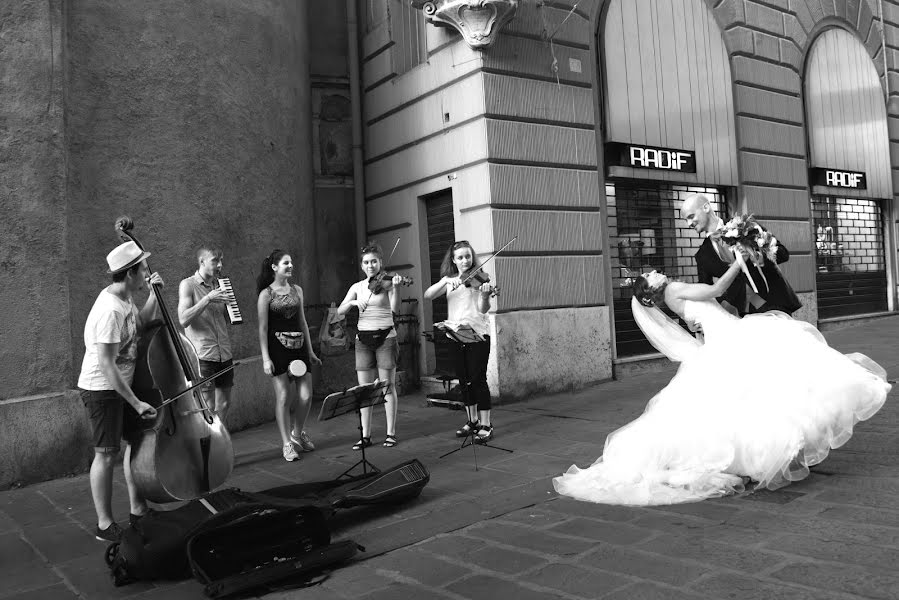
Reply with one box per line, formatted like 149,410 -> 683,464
384,236 -> 401,268
460,235 -> 517,287
363,237 -> 401,310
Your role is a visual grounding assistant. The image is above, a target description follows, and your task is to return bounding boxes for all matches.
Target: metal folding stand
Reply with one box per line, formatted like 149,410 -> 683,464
426,323 -> 512,470
318,379 -> 389,479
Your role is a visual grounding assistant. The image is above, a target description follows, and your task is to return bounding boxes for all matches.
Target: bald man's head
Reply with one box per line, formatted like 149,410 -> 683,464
680,193 -> 717,236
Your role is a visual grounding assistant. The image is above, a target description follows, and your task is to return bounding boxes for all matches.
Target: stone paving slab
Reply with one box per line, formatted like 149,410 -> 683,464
603,582 -> 710,600
769,562 -> 899,600
578,543 -> 711,587
688,572 -> 857,600
2,316 -> 899,599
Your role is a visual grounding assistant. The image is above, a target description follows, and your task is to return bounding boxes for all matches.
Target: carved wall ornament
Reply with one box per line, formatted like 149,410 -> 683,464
410,0 -> 519,49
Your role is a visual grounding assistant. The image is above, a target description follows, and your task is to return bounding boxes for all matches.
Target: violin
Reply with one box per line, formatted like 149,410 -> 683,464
460,268 -> 499,297
368,271 -> 414,294
116,216 -> 234,503
454,235 -> 516,298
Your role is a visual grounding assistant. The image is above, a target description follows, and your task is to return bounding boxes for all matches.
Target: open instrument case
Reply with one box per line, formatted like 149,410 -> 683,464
187,505 -> 358,598
107,459 -> 430,597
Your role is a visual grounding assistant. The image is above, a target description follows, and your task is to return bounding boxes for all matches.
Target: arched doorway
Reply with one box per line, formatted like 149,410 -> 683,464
804,28 -> 893,319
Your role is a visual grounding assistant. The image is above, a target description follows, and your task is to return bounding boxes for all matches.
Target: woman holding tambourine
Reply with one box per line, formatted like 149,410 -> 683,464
256,249 -> 321,462
338,242 -> 410,450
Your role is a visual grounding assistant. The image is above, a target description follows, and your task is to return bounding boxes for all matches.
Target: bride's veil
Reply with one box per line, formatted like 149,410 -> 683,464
630,296 -> 701,363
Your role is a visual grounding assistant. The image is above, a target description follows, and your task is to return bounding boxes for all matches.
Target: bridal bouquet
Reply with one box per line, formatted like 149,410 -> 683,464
717,214 -> 779,293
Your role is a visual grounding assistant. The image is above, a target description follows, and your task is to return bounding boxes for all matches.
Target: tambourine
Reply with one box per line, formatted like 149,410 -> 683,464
288,360 -> 307,377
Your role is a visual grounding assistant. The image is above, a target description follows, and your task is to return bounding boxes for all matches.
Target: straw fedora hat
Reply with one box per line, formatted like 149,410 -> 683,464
107,241 -> 152,274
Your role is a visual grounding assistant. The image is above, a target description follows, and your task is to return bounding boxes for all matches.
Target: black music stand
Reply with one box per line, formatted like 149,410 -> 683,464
319,380 -> 389,479
429,323 -> 513,470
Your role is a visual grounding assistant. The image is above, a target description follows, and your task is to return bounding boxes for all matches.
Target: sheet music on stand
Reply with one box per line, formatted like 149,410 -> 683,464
433,320 -> 485,344
319,379 -> 389,478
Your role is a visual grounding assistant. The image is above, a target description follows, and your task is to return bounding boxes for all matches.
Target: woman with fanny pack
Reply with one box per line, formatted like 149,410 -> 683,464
257,249 -> 321,462
338,243 -> 404,449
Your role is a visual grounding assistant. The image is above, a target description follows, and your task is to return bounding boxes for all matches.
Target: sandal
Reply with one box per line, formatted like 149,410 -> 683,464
455,420 -> 480,438
352,437 -> 372,451
383,434 -> 397,448
475,425 -> 493,443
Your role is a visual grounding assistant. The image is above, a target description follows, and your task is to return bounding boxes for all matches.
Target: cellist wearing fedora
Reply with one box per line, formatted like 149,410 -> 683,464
77,241 -> 161,543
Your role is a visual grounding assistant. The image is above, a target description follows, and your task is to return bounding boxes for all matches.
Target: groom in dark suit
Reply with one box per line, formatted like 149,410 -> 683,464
681,194 -> 801,316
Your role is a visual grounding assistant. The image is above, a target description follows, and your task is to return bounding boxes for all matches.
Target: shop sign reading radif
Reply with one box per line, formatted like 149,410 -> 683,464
809,167 -> 867,189
605,142 -> 696,173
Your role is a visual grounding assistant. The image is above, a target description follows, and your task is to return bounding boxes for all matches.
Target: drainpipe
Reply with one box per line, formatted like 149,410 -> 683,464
347,0 -> 366,250
880,0 -> 890,97
879,0 -> 898,311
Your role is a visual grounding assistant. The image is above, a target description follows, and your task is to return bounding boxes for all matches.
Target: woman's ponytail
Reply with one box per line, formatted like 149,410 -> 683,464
256,249 -> 286,294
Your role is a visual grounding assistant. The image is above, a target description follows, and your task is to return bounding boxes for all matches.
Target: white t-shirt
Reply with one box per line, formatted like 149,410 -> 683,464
446,284 -> 489,336
77,289 -> 139,390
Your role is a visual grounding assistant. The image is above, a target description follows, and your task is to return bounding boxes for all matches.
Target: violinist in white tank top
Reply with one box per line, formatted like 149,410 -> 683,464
424,240 -> 497,443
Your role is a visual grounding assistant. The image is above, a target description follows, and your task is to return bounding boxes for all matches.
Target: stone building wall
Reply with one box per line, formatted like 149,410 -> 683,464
358,0 -> 899,397
0,0 -> 318,487
0,0 -> 69,401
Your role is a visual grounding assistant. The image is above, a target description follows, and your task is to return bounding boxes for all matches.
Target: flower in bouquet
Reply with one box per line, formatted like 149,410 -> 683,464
719,214 -> 779,263
717,214 -> 779,293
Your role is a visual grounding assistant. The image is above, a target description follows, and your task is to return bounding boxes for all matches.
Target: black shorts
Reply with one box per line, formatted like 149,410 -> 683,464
199,359 -> 235,389
79,389 -> 143,454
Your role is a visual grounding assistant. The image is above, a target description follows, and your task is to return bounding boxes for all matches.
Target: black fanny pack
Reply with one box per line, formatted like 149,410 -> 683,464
357,328 -> 393,350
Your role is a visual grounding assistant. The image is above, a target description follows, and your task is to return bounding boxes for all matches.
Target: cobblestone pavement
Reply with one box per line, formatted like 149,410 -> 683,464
2,318 -> 898,599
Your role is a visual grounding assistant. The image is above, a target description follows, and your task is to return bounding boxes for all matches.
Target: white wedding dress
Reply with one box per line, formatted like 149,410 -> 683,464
553,299 -> 890,506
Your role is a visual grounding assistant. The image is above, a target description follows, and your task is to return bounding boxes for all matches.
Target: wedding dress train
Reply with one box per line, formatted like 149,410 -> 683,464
552,299 -> 890,506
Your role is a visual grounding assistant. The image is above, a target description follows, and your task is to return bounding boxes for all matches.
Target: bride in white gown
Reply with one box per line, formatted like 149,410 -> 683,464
553,252 -> 890,506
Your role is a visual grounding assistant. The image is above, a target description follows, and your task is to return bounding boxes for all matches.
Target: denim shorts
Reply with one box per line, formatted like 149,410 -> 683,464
355,335 -> 399,371
199,359 -> 235,389
79,389 -> 143,454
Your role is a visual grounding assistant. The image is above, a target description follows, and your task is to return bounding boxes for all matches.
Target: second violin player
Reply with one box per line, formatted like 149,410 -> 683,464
338,242 -> 408,449
424,240 -> 497,442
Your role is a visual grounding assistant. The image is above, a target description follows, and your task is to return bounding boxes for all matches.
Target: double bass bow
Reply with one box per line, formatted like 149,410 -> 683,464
117,216 -> 234,503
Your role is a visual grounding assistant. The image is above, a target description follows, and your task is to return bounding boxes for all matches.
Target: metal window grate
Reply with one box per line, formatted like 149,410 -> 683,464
812,196 -> 887,318
813,197 -> 885,273
426,190 -> 454,377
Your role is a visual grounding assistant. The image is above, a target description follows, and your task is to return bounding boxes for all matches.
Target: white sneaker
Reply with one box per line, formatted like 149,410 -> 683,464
283,443 -> 299,461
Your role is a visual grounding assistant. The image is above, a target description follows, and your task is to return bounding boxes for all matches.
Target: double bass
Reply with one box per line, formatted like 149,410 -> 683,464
118,217 -> 234,503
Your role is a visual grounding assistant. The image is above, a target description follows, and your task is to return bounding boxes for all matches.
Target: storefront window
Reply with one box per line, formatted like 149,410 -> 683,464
607,181 -> 726,357
812,196 -> 887,318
